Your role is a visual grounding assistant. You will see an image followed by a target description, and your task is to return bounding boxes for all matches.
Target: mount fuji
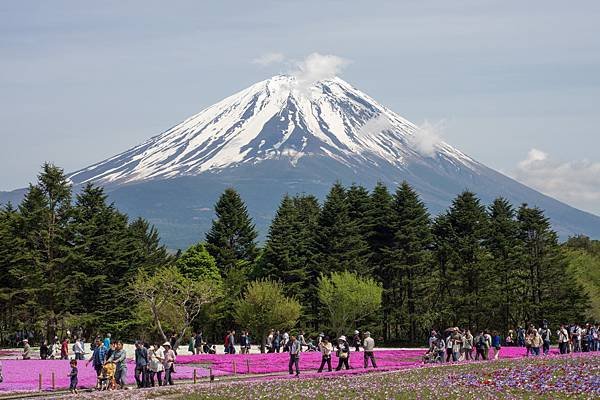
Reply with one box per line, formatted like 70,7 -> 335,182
3,75 -> 600,248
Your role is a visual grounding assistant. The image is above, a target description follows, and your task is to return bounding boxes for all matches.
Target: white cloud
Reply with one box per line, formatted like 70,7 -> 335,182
251,52 -> 285,66
291,53 -> 349,88
513,149 -> 600,215
410,120 -> 445,157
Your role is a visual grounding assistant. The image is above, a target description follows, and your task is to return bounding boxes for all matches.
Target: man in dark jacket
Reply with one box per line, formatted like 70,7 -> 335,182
134,341 -> 149,388
86,338 -> 107,381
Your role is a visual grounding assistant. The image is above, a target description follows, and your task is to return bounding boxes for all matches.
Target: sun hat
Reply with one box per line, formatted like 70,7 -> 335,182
364,331 -> 371,336
163,342 -> 171,347
339,335 -> 347,342
354,330 -> 359,334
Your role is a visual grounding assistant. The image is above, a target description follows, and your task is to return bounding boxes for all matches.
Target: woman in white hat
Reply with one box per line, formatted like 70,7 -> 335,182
162,342 -> 176,386
335,336 -> 350,371
148,344 -> 164,386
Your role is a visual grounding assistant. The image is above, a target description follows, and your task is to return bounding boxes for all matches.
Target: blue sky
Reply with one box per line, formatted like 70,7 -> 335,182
1,1 -> 599,214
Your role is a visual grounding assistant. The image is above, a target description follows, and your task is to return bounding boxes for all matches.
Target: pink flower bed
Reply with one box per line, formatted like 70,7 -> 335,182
0,359 -> 205,392
176,346 -> 554,376
0,346 -> 561,392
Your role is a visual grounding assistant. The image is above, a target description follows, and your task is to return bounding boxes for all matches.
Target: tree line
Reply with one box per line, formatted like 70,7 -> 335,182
0,163 -> 592,347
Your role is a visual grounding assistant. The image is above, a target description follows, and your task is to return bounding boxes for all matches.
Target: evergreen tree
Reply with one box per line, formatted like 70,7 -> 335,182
11,164 -> 74,340
346,184 -> 371,238
70,183 -> 134,335
433,191 -> 489,329
313,183 -> 369,275
484,198 -> 526,331
206,188 -> 258,273
517,205 -> 588,325
386,182 -> 432,342
176,243 -> 221,282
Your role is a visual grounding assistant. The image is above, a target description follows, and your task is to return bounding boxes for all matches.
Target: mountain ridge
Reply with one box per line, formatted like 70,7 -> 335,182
2,75 -> 600,248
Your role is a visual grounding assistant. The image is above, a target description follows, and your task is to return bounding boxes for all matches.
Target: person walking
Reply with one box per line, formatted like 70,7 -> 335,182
273,330 -> 281,353
61,337 -> 69,360
453,329 -> 464,362
68,359 -> 78,394
73,337 -> 84,360
297,331 -> 307,352
491,331 -> 502,359
22,339 -> 31,360
335,336 -> 351,371
463,330 -> 473,360
40,340 -> 49,360
435,337 -> 445,363
228,330 -> 236,355
148,344 -> 164,387
352,330 -> 361,352
363,331 -> 377,368
135,341 -> 149,388
110,341 -> 127,389
474,331 -> 485,360
162,342 -> 176,386
530,330 -> 543,356
317,337 -> 333,372
195,331 -> 203,355
288,336 -> 300,376
86,338 -> 107,386
103,333 -> 111,350
188,334 -> 195,355
558,324 -> 569,354
539,323 -> 551,355
445,331 -> 454,362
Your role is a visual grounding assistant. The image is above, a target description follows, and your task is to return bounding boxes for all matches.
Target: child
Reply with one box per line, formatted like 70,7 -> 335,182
68,359 -> 78,394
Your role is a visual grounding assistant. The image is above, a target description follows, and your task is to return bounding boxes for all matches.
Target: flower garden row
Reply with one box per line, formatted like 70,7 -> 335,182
54,352 -> 600,399
0,346 -> 570,393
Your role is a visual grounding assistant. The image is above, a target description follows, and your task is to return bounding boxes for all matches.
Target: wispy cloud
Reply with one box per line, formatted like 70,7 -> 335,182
251,52 -> 285,66
291,53 -> 349,88
410,120 -> 445,157
513,149 -> 600,215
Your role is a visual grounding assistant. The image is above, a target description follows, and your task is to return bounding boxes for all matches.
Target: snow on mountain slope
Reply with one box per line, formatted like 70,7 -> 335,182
68,75 -> 477,185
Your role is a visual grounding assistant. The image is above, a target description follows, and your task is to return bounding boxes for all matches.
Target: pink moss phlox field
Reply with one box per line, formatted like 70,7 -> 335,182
0,347 -> 568,392
0,359 -> 205,391
176,347 -> 553,375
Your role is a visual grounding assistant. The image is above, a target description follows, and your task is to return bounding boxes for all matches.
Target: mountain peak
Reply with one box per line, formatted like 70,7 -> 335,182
68,75 -> 475,186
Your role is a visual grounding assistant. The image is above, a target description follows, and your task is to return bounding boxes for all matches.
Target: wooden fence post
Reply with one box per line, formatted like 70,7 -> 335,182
51,372 -> 55,390
38,373 -> 42,391
193,369 -> 197,384
246,359 -> 250,374
233,360 -> 237,375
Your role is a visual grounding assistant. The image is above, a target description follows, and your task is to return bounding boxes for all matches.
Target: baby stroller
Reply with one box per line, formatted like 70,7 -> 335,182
97,362 -> 116,391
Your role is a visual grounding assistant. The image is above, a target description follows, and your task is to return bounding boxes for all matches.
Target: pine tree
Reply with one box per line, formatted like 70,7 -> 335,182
11,163 -> 75,340
517,205 -> 588,325
484,198 -> 526,331
176,243 -> 221,282
70,183 -> 134,335
433,191 -> 489,329
364,183 -> 394,339
386,182 -> 433,342
206,188 -> 258,273
313,183 -> 369,275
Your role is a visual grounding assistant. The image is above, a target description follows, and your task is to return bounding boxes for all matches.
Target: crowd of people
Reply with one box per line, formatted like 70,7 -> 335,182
423,321 -> 600,363
5,320 -> 599,391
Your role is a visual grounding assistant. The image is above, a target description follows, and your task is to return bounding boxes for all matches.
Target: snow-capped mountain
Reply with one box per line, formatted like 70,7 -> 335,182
67,75 -> 476,186
3,75 -> 600,248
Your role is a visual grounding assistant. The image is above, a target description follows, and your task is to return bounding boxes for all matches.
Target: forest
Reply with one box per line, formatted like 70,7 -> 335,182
0,163 -> 595,347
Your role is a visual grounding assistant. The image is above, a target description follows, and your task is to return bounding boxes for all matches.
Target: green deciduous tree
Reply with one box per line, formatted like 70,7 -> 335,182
233,280 -> 301,352
318,271 -> 382,336
131,265 -> 222,345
